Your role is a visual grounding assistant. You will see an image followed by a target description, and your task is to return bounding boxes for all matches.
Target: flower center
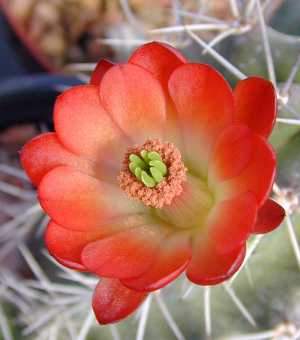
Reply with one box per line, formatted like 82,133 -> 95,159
118,139 -> 187,209
128,150 -> 167,188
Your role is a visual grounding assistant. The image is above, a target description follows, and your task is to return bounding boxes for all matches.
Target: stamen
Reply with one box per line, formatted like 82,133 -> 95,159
118,139 -> 187,209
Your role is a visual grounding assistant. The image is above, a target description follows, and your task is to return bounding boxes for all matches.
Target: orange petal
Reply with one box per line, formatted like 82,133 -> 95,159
129,42 -> 186,90
129,42 -> 187,147
38,166 -> 145,231
54,85 -> 127,165
46,217 -> 156,270
122,232 -> 192,291
90,59 -> 114,86
209,125 -> 252,183
206,192 -> 257,253
168,64 -> 234,175
253,199 -> 285,234
45,220 -> 104,266
187,236 -> 245,285
81,225 -> 168,279
92,278 -> 148,324
218,134 -> 276,207
20,132 -> 97,186
234,77 -> 276,137
99,64 -> 166,143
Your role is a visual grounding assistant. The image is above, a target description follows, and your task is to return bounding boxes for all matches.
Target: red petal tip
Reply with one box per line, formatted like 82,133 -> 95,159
92,278 -> 148,324
253,198 -> 285,234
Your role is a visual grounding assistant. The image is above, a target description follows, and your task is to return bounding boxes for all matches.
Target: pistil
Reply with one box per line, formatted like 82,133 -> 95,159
128,149 -> 168,188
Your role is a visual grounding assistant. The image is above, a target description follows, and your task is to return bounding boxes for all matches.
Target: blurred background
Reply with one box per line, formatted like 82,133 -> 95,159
1,0 -> 300,339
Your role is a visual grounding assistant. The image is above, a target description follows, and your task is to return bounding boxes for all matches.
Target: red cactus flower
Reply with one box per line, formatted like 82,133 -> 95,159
21,42 -> 285,324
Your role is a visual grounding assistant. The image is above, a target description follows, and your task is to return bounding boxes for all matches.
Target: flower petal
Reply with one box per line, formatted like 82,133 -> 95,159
20,132 -> 98,186
81,225 -> 169,279
99,64 -> 166,143
54,85 -> 127,165
129,42 -> 186,147
129,42 -> 186,90
38,166 -> 145,231
234,77 -> 276,137
122,232 -> 192,291
206,192 -> 257,253
209,125 -> 252,183
51,256 -> 87,271
46,216 -> 155,269
159,174 -> 213,230
90,59 -> 114,86
45,220 -> 104,265
92,278 -> 148,324
168,64 -> 234,175
187,236 -> 245,285
218,134 -> 276,206
253,199 -> 285,234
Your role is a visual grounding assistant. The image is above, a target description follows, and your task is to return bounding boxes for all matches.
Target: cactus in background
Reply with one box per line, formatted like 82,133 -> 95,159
1,1 -> 300,339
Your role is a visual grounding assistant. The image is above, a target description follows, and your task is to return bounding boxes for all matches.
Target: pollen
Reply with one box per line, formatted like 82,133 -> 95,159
118,139 -> 187,209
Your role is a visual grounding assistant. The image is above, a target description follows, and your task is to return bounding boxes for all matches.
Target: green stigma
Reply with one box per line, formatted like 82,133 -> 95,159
128,150 -> 167,188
